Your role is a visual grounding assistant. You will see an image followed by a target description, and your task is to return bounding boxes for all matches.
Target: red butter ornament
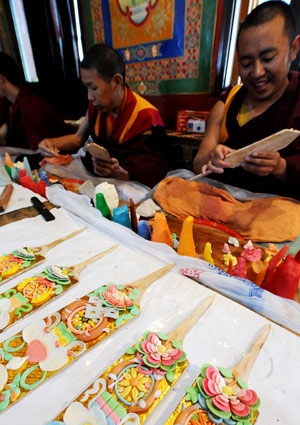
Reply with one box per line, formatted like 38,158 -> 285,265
262,254 -> 300,299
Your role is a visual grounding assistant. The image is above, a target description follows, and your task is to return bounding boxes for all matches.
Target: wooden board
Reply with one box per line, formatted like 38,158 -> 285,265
226,129 -> 300,168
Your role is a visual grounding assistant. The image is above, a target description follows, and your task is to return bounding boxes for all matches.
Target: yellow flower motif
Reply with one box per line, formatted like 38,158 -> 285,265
118,367 -> 151,402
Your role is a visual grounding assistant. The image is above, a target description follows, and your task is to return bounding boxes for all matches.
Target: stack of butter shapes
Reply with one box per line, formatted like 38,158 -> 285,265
0,228 -> 85,285
0,264 -> 174,412
46,296 -> 215,424
0,245 -> 118,331
165,325 -> 270,425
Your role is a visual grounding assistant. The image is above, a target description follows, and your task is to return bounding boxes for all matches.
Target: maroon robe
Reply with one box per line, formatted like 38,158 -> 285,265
84,86 -> 170,188
210,71 -> 300,200
1,85 -> 67,150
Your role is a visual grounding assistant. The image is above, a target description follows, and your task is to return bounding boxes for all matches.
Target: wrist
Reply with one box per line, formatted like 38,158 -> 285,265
272,157 -> 287,181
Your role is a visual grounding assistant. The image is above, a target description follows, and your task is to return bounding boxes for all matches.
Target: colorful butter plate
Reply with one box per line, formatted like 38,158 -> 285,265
165,325 -> 270,425
0,228 -> 85,285
0,246 -> 118,332
0,264 -> 174,412
47,296 -> 215,425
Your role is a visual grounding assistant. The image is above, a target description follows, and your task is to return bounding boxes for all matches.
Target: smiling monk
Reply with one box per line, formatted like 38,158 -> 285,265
193,1 -> 300,200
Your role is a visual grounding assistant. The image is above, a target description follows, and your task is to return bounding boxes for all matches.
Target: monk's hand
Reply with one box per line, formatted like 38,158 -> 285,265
38,139 -> 60,157
241,151 -> 287,179
93,157 -> 129,181
202,144 -> 234,175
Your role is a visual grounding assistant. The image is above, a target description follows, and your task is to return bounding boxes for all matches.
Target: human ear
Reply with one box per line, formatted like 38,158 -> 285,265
111,73 -> 124,88
291,35 -> 300,61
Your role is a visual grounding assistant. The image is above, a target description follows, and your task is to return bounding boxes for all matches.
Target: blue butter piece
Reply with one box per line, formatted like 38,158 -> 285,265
137,220 -> 151,240
113,205 -> 131,229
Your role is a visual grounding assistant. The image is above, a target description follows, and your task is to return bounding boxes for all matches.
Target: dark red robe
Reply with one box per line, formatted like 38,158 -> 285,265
0,85 -> 67,150
210,71 -> 300,200
85,86 -> 170,188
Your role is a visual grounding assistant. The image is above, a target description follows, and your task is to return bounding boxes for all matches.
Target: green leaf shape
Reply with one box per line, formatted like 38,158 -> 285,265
206,398 -> 231,419
237,377 -> 248,389
160,362 -> 177,371
54,285 -> 63,295
116,285 -> 125,290
129,305 -> 139,316
135,340 -> 143,353
231,410 -> 253,422
128,293 -> 138,300
12,373 -> 21,387
0,390 -> 10,411
185,386 -> 199,404
0,277 -> 2,282
120,313 -> 132,322
171,340 -> 182,350
0,348 -> 13,361
201,363 -> 212,378
132,288 -> 139,295
166,370 -> 174,383
218,367 -> 233,379
115,317 -> 124,328
156,332 -> 168,341
178,351 -> 187,363
196,377 -> 203,391
142,330 -> 151,340
125,346 -> 137,355
19,261 -> 32,268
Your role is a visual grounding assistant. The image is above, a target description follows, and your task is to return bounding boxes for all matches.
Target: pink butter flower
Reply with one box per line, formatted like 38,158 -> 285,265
141,332 -> 182,366
241,240 -> 261,262
202,366 -> 258,417
102,285 -> 134,309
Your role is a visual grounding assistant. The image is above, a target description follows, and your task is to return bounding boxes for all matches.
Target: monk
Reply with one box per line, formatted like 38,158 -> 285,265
193,1 -> 300,200
39,44 -> 169,188
0,52 -> 67,150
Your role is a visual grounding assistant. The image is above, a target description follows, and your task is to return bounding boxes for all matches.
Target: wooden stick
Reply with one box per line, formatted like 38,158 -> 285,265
37,227 -> 86,255
130,263 -> 175,297
189,171 -> 212,181
70,245 -> 118,275
0,184 -> 14,212
169,295 -> 215,343
231,324 -> 271,383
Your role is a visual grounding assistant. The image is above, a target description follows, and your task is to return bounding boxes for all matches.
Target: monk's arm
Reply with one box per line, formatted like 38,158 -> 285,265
38,112 -> 89,154
193,100 -> 225,173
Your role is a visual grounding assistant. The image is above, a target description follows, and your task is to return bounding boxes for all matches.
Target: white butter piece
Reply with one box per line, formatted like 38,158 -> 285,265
93,182 -> 119,212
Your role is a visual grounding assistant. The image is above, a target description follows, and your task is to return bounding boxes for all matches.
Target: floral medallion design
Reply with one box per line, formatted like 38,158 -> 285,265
0,265 -> 75,331
0,248 -> 42,283
0,283 -> 142,412
47,330 -> 188,424
168,363 -> 260,425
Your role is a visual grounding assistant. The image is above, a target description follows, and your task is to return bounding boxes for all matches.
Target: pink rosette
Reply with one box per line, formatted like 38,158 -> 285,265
202,366 -> 258,418
102,285 -> 134,309
140,332 -> 183,368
